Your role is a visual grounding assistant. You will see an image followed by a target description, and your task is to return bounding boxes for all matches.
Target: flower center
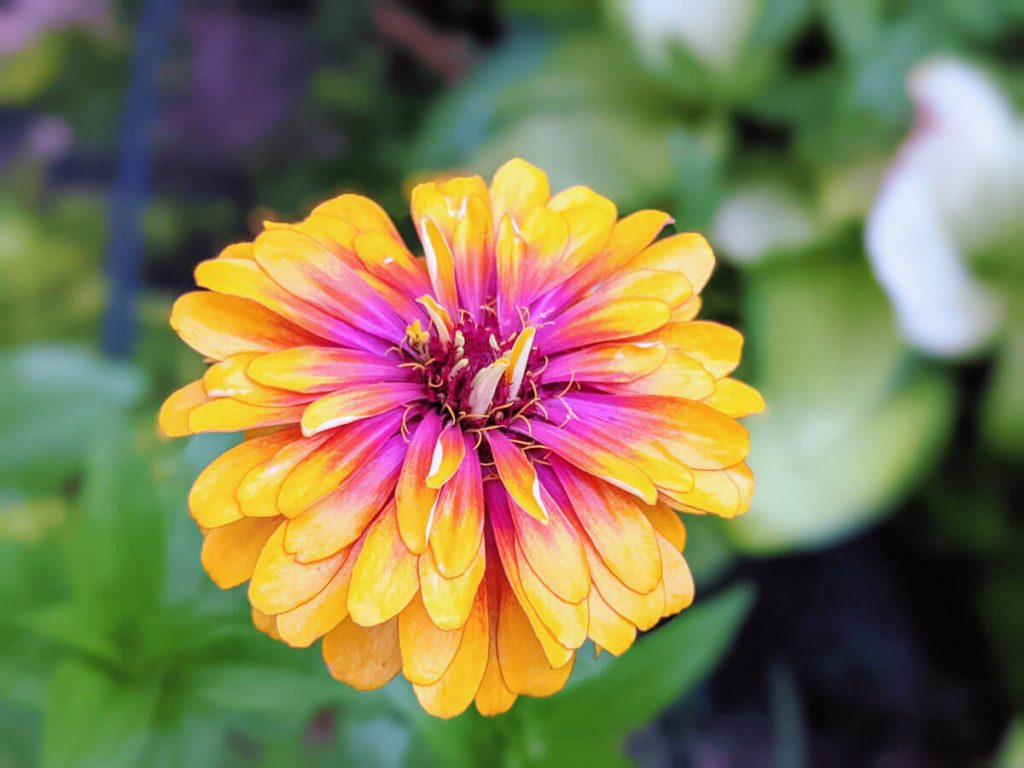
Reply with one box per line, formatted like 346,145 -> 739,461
401,311 -> 542,427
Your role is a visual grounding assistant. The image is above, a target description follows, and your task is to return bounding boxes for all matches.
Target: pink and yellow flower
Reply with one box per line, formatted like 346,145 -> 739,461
159,158 -> 763,717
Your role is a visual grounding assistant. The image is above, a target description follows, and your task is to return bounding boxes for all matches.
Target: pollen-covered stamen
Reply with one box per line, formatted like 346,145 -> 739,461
404,307 -> 543,426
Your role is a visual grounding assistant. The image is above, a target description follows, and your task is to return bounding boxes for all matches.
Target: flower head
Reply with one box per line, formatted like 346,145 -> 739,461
160,159 -> 763,717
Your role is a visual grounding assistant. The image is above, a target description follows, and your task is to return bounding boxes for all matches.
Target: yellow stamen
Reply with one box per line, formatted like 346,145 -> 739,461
416,295 -> 452,345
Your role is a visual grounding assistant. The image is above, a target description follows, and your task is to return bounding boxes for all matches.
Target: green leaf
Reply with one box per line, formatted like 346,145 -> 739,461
982,328 -> 1024,460
42,660 -> 158,768
510,585 -> 755,763
65,421 -> 167,624
189,662 -> 355,718
822,0 -> 884,61
0,345 -> 143,492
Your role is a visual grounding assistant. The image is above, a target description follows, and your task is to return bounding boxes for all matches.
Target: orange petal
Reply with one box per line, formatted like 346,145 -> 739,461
608,351 -> 715,400
248,523 -> 347,615
171,291 -> 317,361
354,230 -> 432,299
194,256 -> 355,347
251,608 -> 282,642
475,618 -> 518,715
399,592 -> 464,686
200,516 -> 280,589
419,217 -> 459,316
496,578 -> 574,697
554,462 -> 662,594
395,412 -> 442,553
322,616 -> 401,690
420,540 -> 485,631
428,437 -> 484,577
451,195 -> 493,317
347,503 -> 419,626
189,430 -> 297,528
487,430 -> 548,523
158,380 -> 213,437
275,542 -> 359,648
203,354 -> 312,407
413,585 -> 489,719
284,438 -> 404,563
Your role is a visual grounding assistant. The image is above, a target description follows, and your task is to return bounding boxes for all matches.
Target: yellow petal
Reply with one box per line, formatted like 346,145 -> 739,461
275,547 -> 358,648
642,502 -> 687,552
200,516 -> 280,589
310,193 -> 400,237
158,380 -> 213,437
412,586 -> 489,718
348,504 -> 419,626
237,433 -> 331,518
189,430 -> 297,528
703,378 -> 766,418
248,523 -> 347,615
419,541 -> 486,631
587,588 -> 637,656
490,158 -> 550,226
496,580 -> 574,697
171,291 -> 316,361
487,430 -> 549,523
399,592 -> 464,685
628,232 -> 715,295
425,424 -> 466,489
657,534 -> 694,617
661,463 -> 754,519
188,398 -> 305,434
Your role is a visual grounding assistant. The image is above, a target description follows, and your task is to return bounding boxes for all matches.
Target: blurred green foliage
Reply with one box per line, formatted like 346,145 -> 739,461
1,0 -> 1022,763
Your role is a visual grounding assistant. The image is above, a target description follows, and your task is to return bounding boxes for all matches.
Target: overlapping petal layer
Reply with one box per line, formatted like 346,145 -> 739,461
161,158 -> 762,718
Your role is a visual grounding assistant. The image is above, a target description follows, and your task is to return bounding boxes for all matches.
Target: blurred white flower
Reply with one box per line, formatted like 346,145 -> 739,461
615,0 -> 757,73
712,184 -> 819,263
866,58 -> 1024,357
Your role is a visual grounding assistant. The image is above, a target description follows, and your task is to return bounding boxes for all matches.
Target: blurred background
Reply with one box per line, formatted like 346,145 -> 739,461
1,0 -> 1022,766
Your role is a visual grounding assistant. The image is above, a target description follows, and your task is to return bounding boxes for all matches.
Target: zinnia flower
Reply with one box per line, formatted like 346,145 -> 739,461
159,159 -> 763,718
